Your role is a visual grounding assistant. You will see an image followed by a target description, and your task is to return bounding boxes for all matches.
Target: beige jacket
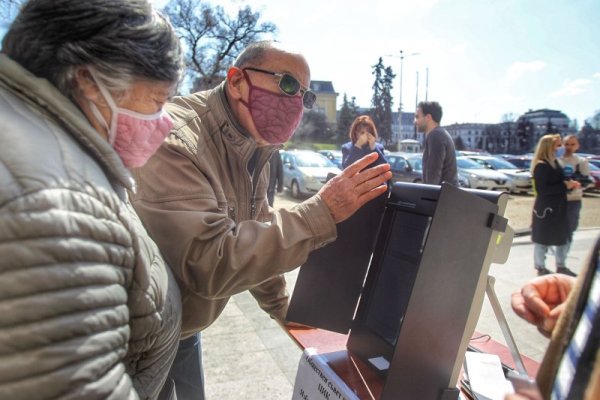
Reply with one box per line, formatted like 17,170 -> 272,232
0,54 -> 181,400
131,83 -> 337,337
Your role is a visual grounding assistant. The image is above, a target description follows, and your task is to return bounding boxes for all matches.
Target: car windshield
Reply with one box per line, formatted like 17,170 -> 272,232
508,158 -> 532,169
408,156 -> 423,171
480,157 -> 519,169
457,157 -> 483,169
295,153 -> 335,168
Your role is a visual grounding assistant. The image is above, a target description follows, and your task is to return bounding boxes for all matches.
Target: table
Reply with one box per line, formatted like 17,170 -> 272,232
287,327 -> 540,399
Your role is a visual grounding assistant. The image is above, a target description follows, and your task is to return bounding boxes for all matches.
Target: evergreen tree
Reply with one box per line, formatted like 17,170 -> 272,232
371,58 -> 395,146
336,94 -> 359,144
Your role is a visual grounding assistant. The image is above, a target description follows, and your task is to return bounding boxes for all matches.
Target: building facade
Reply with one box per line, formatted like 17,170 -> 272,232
310,80 -> 338,124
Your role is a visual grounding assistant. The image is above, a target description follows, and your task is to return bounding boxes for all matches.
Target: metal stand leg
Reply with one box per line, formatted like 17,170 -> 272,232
485,275 -> 528,376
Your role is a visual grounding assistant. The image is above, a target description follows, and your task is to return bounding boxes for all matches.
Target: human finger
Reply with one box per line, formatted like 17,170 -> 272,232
354,169 -> 392,196
343,152 -> 383,175
520,283 -> 551,318
511,291 -> 540,325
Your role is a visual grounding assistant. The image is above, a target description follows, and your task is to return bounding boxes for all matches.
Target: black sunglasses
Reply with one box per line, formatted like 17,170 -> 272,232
244,67 -> 317,109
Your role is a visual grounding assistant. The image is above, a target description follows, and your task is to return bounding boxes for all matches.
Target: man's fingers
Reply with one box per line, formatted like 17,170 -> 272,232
357,183 -> 389,204
344,152 -> 381,175
350,162 -> 391,191
356,170 -> 393,194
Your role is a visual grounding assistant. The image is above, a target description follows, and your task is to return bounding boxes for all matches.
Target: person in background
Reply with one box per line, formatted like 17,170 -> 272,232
507,235 -> 600,400
558,135 -> 591,253
131,40 -> 392,399
341,115 -> 387,169
414,101 -> 458,185
530,134 -> 580,277
0,0 -> 184,399
267,150 -> 284,206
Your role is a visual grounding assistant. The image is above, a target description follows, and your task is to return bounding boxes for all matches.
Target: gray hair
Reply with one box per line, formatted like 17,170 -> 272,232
2,0 -> 184,99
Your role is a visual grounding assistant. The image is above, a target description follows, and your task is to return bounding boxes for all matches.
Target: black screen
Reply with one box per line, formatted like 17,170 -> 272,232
363,209 -> 432,345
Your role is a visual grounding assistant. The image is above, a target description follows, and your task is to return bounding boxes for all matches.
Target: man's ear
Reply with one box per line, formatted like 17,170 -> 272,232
74,67 -> 105,104
226,67 -> 244,100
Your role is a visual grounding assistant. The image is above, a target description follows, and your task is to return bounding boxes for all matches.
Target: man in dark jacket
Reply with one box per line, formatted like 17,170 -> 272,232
415,101 -> 458,186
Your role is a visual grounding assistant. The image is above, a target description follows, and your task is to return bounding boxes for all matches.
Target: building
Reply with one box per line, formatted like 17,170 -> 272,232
444,123 -> 491,151
513,109 -> 572,153
310,81 -> 338,124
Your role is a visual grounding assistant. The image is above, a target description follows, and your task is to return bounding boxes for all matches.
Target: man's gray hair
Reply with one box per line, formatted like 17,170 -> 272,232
2,0 -> 183,99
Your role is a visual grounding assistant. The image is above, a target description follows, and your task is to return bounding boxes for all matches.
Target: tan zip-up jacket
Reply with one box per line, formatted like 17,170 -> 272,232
131,82 -> 337,338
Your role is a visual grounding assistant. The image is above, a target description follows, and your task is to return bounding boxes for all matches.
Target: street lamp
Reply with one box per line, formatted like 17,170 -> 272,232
385,50 -> 419,142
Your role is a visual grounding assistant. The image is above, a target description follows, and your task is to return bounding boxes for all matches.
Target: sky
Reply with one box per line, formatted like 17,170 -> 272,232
2,0 -> 598,125
154,0 -> 600,126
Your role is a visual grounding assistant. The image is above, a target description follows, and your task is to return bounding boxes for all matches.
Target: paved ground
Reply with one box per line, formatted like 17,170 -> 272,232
201,192 -> 600,399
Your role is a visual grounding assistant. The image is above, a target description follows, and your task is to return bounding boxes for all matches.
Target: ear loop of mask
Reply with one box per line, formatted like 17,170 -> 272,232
87,67 -> 120,145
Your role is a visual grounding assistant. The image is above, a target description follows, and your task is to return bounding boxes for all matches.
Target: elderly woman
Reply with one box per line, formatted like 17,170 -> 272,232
0,1 -> 183,399
530,134 -> 580,277
341,115 -> 387,169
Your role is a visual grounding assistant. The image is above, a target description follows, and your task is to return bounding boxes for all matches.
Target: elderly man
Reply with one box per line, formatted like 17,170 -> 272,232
132,40 -> 391,399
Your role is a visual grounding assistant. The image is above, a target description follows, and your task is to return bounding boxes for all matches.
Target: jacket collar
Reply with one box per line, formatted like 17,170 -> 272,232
0,54 -> 135,191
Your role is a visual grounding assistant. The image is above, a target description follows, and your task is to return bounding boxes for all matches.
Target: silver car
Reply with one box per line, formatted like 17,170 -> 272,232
468,156 -> 533,194
281,150 -> 342,198
456,157 -> 511,191
387,152 -> 423,184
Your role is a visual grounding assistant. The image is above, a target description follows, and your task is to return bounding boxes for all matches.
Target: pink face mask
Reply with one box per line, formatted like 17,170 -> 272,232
240,69 -> 304,145
88,69 -> 173,168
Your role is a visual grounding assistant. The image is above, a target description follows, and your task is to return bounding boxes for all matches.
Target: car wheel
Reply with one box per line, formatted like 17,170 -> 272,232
291,180 -> 301,199
413,178 -> 422,183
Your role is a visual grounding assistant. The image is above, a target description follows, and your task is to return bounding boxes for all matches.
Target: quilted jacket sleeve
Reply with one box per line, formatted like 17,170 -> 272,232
0,185 -> 139,400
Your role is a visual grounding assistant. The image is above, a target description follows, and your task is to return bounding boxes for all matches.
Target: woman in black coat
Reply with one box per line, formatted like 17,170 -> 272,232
530,134 -> 580,276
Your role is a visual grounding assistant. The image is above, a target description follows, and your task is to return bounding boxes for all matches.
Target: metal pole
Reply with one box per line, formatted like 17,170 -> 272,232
399,50 -> 404,141
486,276 -> 529,376
425,67 -> 429,102
414,71 -> 419,139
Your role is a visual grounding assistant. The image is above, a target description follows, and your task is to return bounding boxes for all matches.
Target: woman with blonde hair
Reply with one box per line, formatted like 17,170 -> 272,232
341,115 -> 387,169
530,134 -> 581,276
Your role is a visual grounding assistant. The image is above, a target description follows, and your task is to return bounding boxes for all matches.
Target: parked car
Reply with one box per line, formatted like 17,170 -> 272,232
589,159 -> 600,169
501,155 -> 533,170
399,153 -> 470,187
281,150 -> 342,198
586,163 -> 600,192
317,149 -> 343,168
456,157 -> 511,191
386,152 -> 423,184
467,155 -> 533,194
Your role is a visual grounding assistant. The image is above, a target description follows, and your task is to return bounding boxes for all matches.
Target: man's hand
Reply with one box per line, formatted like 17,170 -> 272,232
318,152 -> 391,223
510,274 -> 575,336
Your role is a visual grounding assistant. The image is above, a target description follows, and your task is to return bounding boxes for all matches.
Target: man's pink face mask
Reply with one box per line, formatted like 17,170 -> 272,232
240,69 -> 304,145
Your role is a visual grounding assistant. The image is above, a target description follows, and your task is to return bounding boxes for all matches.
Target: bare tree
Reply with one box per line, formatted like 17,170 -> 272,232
163,0 -> 277,92
0,0 -> 24,26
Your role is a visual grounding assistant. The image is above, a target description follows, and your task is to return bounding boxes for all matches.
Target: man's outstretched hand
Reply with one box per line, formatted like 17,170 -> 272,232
319,152 -> 391,224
